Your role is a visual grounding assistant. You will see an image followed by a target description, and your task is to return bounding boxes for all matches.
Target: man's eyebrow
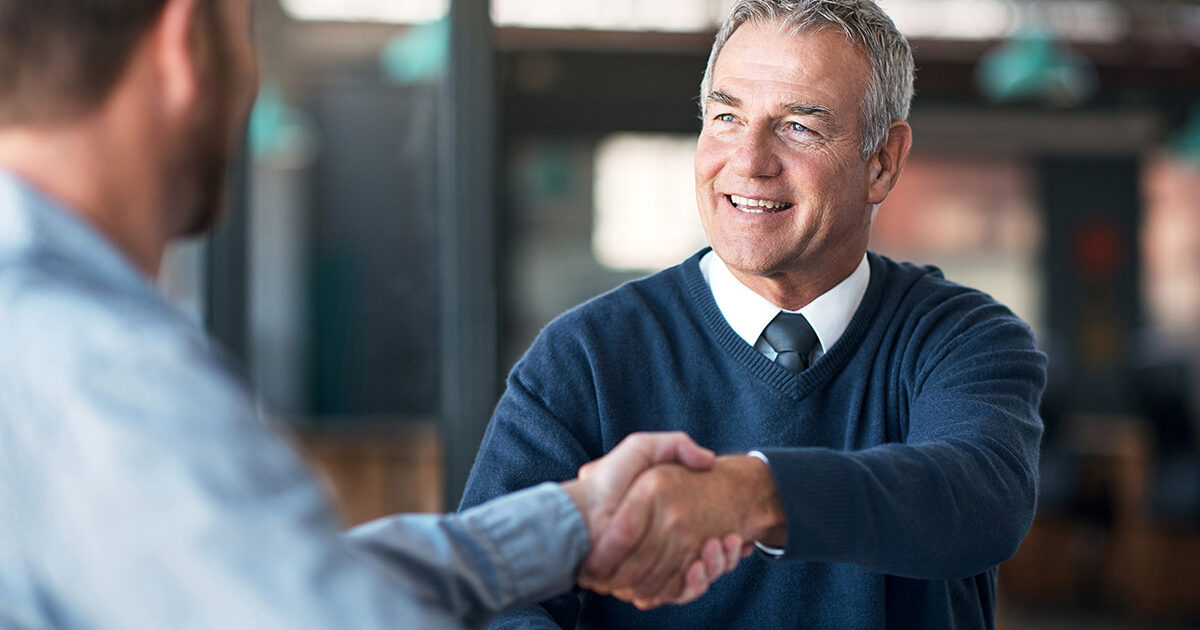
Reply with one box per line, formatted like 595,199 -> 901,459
784,103 -> 834,119
707,92 -> 834,120
706,90 -> 741,108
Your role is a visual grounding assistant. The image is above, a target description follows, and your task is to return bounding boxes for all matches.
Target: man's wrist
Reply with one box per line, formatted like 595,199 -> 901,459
746,451 -> 786,554
715,455 -> 787,546
560,479 -> 601,549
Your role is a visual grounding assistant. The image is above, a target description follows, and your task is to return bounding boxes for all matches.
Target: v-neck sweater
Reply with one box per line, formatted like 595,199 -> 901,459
462,248 -> 1047,630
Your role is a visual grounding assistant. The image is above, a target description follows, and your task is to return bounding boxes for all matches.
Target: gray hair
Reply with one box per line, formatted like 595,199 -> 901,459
700,0 -> 914,160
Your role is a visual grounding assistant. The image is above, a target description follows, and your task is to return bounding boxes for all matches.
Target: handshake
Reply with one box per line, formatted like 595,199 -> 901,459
561,432 -> 785,609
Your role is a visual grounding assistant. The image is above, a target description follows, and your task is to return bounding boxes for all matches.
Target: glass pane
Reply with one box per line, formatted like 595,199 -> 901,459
280,0 -> 448,24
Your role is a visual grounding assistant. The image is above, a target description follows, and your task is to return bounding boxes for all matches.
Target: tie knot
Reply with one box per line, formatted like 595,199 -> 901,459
762,312 -> 818,373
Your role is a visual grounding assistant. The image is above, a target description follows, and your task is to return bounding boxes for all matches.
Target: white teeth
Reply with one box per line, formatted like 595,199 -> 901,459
730,194 -> 789,211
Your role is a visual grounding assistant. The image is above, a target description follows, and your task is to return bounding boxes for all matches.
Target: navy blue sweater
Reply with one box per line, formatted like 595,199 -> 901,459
461,250 -> 1046,630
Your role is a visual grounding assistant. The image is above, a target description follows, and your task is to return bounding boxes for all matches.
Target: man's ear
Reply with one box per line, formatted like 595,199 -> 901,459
152,0 -> 201,116
866,121 -> 912,205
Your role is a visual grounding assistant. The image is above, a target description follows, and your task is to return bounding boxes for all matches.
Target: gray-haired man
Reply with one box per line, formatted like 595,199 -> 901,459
461,0 -> 1046,627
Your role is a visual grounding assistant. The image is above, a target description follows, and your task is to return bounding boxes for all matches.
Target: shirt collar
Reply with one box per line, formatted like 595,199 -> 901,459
699,250 -> 870,354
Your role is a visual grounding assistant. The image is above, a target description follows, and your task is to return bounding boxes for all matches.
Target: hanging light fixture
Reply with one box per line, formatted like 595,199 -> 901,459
976,26 -> 1098,106
379,17 -> 450,85
1168,105 -> 1200,163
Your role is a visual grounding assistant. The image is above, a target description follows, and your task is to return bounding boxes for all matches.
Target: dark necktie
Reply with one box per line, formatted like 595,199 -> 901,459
761,312 -> 818,373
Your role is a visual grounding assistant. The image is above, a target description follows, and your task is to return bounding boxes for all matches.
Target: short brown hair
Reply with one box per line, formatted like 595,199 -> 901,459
0,0 -> 170,125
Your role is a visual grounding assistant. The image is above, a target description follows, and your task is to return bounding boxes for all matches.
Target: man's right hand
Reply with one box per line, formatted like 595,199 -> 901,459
579,454 -> 785,608
561,433 -> 748,607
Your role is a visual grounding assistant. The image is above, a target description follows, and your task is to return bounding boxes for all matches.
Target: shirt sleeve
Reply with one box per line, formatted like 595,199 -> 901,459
347,482 -> 588,629
7,318 -> 586,630
458,345 -> 603,630
759,292 -> 1046,579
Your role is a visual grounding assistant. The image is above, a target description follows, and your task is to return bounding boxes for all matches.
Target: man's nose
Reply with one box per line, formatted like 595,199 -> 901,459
730,128 -> 782,178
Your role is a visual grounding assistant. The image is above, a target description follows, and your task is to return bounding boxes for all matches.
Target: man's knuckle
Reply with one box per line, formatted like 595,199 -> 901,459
662,503 -> 690,529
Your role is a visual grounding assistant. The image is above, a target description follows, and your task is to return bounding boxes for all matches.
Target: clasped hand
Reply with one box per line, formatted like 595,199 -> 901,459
563,433 -> 778,610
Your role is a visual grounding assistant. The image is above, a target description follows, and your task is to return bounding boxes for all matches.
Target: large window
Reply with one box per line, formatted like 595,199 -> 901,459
870,153 -> 1043,330
592,133 -> 707,272
1143,151 -> 1200,351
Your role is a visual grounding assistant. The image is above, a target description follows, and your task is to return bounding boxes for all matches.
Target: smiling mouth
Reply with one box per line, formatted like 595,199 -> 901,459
727,194 -> 794,214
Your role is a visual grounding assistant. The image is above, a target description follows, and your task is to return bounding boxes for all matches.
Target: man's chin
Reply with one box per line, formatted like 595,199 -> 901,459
712,244 -> 790,275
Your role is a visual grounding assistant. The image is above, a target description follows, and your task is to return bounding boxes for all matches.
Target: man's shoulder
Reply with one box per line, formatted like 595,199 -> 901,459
0,254 -> 207,377
0,255 -> 257,451
543,257 -> 697,335
869,253 -> 1038,355
872,252 -> 1016,315
510,256 -> 704,379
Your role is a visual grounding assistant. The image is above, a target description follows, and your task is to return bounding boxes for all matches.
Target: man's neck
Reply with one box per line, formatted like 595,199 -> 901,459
728,253 -> 865,312
0,119 -> 169,277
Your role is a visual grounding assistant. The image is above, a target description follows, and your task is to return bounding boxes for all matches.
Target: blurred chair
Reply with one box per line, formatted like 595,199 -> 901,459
1036,332 -> 1096,519
1133,355 -> 1200,526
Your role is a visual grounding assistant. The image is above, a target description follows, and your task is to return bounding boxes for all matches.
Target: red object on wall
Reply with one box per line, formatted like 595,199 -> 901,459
1073,218 -> 1124,280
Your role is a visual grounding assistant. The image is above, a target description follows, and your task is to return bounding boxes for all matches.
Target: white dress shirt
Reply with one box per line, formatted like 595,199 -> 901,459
699,250 -> 870,363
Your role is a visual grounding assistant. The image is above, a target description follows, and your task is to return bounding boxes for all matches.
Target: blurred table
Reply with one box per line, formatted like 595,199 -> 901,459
298,420 -> 443,526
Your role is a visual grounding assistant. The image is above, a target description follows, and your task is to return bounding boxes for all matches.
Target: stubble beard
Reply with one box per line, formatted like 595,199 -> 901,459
175,110 -> 232,238
171,9 -> 238,239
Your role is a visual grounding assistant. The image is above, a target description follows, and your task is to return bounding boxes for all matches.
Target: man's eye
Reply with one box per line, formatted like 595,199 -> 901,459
717,113 -> 736,123
790,122 -> 809,133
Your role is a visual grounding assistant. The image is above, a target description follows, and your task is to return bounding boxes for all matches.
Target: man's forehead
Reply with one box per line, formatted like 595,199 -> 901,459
709,24 -> 867,103
718,22 -> 863,67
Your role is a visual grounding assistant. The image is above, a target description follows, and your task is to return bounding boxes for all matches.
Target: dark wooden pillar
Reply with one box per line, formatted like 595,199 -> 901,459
439,0 -> 499,509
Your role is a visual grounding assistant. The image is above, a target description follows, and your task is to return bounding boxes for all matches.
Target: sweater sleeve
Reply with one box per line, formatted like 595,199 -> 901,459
760,291 -> 1046,579
459,320 -> 606,630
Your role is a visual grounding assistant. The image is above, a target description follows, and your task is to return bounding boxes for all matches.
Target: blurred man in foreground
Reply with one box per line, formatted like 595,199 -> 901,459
0,1 -> 742,627
461,0 -> 1047,627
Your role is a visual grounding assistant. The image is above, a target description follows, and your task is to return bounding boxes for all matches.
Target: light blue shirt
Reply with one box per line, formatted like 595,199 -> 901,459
0,171 -> 589,629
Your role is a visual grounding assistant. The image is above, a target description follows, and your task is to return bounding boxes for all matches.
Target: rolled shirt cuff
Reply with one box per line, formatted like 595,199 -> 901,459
459,482 -> 591,604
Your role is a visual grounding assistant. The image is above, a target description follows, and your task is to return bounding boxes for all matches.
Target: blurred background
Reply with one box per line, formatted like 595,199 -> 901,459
166,0 -> 1200,626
